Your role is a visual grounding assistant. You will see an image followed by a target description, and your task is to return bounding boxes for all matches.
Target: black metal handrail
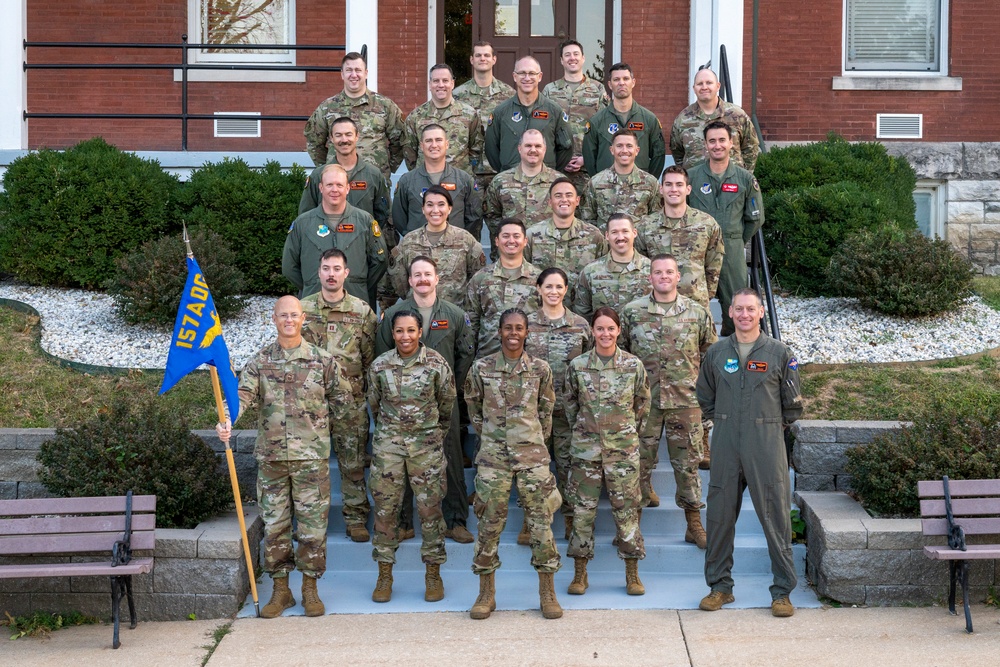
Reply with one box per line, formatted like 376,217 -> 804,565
22,37 -> 367,151
719,44 -> 780,341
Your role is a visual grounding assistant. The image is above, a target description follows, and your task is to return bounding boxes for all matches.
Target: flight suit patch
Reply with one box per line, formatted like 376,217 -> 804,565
721,183 -> 739,193
627,122 -> 644,131
336,224 -> 354,233
532,110 -> 549,119
430,320 -> 449,330
747,360 -> 768,372
350,181 -> 367,190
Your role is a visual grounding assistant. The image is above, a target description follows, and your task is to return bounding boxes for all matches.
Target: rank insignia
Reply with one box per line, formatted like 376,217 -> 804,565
724,358 -> 739,374
317,224 -> 330,237
512,111 -> 523,122
700,183 -> 712,194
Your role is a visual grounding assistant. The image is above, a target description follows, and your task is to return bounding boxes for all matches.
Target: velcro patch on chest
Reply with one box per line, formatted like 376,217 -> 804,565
721,183 -> 739,193
531,110 -> 549,119
627,122 -> 644,131
442,182 -> 457,190
337,223 -> 355,233
349,181 -> 368,190
747,360 -> 768,372
430,319 -> 449,330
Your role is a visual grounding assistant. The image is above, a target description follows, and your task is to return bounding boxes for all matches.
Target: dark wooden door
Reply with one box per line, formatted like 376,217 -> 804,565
474,0 -> 572,90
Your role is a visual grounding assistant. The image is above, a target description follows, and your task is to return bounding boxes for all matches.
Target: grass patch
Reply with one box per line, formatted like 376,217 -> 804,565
3,610 -> 101,640
973,275 -> 1000,311
201,620 -> 233,666
0,305 -> 257,429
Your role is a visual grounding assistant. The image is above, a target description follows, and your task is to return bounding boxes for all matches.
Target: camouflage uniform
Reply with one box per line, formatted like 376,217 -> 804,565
525,309 -> 593,519
238,340 -> 352,579
303,90 -> 406,180
453,77 -> 515,184
542,77 -> 609,189
389,224 -> 485,306
669,99 -> 761,173
376,298 -> 476,531
391,164 -> 482,238
564,347 -> 650,560
620,294 -> 717,509
297,160 -> 391,233
465,351 -> 561,575
687,161 -> 764,335
635,208 -> 726,311
281,202 -> 388,309
579,166 -> 662,231
403,99 -> 484,177
573,252 -> 652,322
301,291 -> 377,529
484,165 -> 561,243
465,260 -> 540,358
583,102 -> 666,178
367,344 -> 456,565
524,217 -> 608,307
485,95 -> 574,172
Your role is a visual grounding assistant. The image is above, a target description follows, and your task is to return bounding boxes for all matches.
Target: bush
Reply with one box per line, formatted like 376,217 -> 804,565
179,158 -> 306,295
756,135 -> 918,296
37,394 -> 232,529
105,227 -> 248,327
827,225 -> 974,316
0,138 -> 180,289
846,397 -> 1000,517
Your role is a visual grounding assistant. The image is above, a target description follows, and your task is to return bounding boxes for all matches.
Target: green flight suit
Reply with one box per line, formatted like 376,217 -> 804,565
582,101 -> 666,178
484,95 -> 574,172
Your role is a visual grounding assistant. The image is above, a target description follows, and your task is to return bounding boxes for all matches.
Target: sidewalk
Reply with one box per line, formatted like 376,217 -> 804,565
7,605 -> 1000,667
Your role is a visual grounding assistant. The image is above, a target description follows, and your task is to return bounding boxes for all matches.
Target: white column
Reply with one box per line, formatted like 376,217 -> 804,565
612,0 -> 622,64
427,0 -> 437,98
689,0 -> 745,106
346,0 -> 379,91
0,0 -> 28,150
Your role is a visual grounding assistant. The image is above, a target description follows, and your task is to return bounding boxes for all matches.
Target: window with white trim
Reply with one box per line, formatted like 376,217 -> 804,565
188,0 -> 294,64
914,181 -> 946,239
845,0 -> 947,72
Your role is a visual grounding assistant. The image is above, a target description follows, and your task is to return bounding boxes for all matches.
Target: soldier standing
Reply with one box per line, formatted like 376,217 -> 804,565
621,254 -> 716,547
574,213 -> 652,322
300,249 -> 378,544
216,296 -> 352,618
564,306 -> 650,596
579,129 -> 662,231
368,310 -> 456,603
466,308 -> 563,620
403,64 -> 484,177
303,52 -> 405,181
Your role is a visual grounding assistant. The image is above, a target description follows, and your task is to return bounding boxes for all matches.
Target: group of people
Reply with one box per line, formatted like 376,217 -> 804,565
216,39 -> 804,623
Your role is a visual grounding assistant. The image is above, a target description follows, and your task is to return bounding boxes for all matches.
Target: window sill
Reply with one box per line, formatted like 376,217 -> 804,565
832,76 -> 962,91
172,70 -> 306,83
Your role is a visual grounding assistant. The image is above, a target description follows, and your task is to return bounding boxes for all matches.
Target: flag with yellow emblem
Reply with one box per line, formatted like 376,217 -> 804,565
159,256 -> 241,421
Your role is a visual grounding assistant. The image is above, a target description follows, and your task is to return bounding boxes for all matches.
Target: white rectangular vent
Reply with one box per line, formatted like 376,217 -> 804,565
876,113 -> 922,139
214,112 -> 261,138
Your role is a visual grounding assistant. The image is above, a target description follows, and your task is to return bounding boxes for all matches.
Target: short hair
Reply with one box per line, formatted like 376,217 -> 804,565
606,213 -> 634,229
696,65 -> 719,81
407,255 -> 438,277
472,40 -> 495,56
660,165 -> 689,184
560,39 -> 584,57
518,129 -> 546,147
429,63 -> 454,78
548,177 -> 578,196
732,287 -> 764,306
611,129 -> 638,144
320,163 -> 348,180
330,116 -> 359,133
607,62 -> 633,77
650,252 -> 678,266
591,306 -> 621,328
497,218 -> 526,235
422,184 -> 454,207
536,266 -> 568,287
499,307 -> 528,329
341,51 -> 366,67
421,123 -> 447,139
514,55 -> 542,72
703,119 -> 734,139
391,309 -> 423,331
320,248 -> 348,264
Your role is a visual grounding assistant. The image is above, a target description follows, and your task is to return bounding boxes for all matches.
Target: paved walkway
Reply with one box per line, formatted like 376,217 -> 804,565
7,605 -> 1000,666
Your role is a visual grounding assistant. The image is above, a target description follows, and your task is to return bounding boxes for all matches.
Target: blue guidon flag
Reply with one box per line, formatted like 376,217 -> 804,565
159,257 -> 241,421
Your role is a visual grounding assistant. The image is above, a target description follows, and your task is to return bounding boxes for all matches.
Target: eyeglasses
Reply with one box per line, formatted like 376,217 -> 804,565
514,71 -> 541,79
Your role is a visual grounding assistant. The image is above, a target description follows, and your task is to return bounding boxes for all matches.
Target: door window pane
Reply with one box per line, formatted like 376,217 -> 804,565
496,0 -> 519,36
530,0 -> 555,36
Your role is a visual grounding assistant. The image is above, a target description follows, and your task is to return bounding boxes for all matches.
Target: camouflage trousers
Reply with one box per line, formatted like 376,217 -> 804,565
332,394 -> 372,528
401,400 -> 469,530
548,411 -> 574,518
566,452 -> 645,560
257,458 -> 331,579
639,406 -> 704,510
472,464 -> 562,575
370,441 -> 447,565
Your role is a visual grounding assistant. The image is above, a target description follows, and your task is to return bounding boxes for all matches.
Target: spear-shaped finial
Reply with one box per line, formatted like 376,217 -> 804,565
182,223 -> 194,259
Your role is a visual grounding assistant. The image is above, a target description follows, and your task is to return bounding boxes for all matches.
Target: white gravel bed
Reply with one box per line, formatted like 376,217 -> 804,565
2,281 -> 1000,368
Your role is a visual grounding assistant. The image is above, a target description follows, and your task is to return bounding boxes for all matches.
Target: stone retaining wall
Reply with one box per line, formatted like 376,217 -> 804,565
790,420 -> 905,493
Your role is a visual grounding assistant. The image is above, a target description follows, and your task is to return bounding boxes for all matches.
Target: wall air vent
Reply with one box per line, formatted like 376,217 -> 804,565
876,114 -> 922,139
214,112 -> 261,138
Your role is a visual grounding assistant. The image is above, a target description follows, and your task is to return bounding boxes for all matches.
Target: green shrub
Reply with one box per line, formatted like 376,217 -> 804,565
37,394 -> 232,529
179,158 -> 305,295
756,135 -> 918,296
105,227 -> 248,327
827,225 -> 974,316
0,138 -> 180,289
846,397 -> 1000,517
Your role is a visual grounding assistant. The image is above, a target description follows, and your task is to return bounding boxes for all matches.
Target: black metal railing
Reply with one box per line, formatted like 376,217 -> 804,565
718,44 -> 780,340
22,37 -> 366,151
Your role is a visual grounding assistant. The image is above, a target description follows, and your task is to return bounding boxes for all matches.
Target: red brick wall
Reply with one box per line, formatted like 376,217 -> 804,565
742,0 -> 1000,142
377,0 -> 428,115
620,0 -> 691,128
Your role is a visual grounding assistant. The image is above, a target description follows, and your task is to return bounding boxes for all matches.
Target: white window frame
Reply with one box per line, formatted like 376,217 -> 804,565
914,180 -> 947,240
841,0 -> 949,76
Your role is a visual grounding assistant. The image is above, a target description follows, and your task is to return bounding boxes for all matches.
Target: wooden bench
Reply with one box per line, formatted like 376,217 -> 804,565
0,492 -> 156,648
918,478 -> 1000,633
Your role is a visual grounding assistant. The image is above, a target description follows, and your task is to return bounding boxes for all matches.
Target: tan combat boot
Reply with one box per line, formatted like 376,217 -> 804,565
517,516 -> 531,545
425,563 -> 445,602
469,572 -> 496,619
372,562 -> 393,603
346,524 -> 370,542
538,571 -> 563,619
647,487 -> 660,507
700,429 -> 711,470
625,559 -> 645,595
567,557 -> 588,595
301,575 -> 325,617
260,576 -> 295,618
684,509 -> 708,549
563,514 -> 573,541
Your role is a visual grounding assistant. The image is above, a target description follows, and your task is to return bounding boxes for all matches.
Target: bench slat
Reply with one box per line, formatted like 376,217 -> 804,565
0,558 -> 154,579
918,498 -> 1000,517
0,530 -> 156,555
917,479 -> 1000,498
0,495 -> 156,516
923,545 -> 1000,560
0,513 -> 156,536
920,517 -> 1000,537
